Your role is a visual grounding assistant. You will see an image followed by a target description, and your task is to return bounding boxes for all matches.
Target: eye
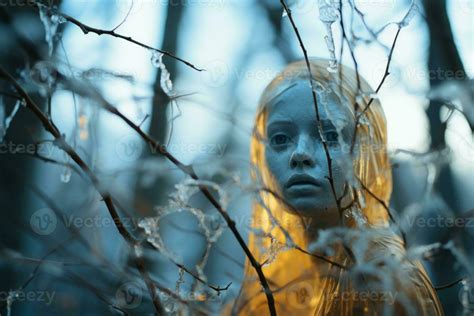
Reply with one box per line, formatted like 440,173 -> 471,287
270,133 -> 291,147
325,131 -> 339,143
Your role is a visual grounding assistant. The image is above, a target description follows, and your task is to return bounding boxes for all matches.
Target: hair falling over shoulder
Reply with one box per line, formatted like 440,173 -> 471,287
225,59 -> 444,316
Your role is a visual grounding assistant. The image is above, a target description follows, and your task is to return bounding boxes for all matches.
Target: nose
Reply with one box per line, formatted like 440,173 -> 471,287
289,136 -> 315,169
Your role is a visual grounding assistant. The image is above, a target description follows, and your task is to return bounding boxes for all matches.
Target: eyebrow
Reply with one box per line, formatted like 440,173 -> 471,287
267,118 -> 338,132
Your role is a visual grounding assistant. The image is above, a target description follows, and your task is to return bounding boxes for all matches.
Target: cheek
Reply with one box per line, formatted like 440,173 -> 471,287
265,149 -> 290,189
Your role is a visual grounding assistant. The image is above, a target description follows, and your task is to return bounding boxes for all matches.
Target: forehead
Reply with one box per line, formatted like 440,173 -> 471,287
265,81 -> 354,130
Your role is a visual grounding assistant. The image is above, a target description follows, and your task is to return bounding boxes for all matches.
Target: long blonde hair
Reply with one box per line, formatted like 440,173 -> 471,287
230,59 -> 442,315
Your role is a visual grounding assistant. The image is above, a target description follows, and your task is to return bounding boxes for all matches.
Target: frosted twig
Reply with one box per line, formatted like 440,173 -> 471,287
60,13 -> 203,71
0,65 -> 273,316
30,1 -> 203,72
280,0 -> 345,223
349,26 -> 402,154
0,65 -> 164,314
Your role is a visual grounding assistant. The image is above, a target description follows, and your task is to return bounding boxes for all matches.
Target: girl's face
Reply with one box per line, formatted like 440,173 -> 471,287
264,81 -> 355,218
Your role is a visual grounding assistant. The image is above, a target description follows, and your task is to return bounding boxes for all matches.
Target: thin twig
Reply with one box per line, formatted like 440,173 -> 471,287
434,277 -> 465,291
280,0 -> 344,223
32,1 -> 203,72
356,175 -> 408,246
0,65 -> 273,316
0,65 -> 164,315
59,13 -> 203,72
112,0 -> 134,32
71,84 -> 277,315
350,26 -> 402,153
175,262 -> 232,294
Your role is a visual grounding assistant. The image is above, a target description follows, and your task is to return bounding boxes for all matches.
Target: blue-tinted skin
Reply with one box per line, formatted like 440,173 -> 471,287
265,81 -> 355,227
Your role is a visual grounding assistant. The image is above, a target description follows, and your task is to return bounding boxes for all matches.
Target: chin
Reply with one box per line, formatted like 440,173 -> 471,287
286,197 -> 330,217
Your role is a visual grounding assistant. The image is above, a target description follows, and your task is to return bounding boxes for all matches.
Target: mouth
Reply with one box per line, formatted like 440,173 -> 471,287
286,174 -> 321,189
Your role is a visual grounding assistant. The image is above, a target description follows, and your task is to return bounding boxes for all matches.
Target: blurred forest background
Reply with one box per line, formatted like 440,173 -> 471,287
0,0 -> 472,315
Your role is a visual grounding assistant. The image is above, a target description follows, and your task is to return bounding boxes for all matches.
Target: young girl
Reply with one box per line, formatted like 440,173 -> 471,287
228,59 -> 443,315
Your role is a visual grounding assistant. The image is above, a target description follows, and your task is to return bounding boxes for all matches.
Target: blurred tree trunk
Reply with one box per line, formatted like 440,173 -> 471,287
422,0 -> 467,313
261,0 -> 294,62
0,4 -> 49,303
424,0 -> 466,210
133,3 -> 184,215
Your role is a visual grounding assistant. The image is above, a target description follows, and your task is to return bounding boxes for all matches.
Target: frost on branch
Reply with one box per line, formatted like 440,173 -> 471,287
150,51 -> 174,97
138,177 -> 228,260
150,50 -> 181,140
37,3 -> 63,56
318,0 -> 340,73
399,1 -> 419,28
0,98 -> 21,142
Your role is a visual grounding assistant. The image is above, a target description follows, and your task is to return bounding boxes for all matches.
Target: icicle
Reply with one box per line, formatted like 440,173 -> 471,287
51,14 -> 66,24
323,23 -> 338,72
37,4 -> 59,56
0,98 -> 21,142
150,51 -> 174,97
150,50 -> 179,139
318,0 -> 340,73
399,2 -> 418,27
150,51 -> 161,67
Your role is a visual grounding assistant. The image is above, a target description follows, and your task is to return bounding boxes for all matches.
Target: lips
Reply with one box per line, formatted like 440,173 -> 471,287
286,174 -> 322,189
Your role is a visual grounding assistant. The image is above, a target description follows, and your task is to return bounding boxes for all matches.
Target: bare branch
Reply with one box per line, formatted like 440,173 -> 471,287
32,1 -> 203,72
280,0 -> 345,223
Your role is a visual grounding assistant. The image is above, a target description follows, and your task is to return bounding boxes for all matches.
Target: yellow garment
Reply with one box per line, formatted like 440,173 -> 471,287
225,59 -> 443,315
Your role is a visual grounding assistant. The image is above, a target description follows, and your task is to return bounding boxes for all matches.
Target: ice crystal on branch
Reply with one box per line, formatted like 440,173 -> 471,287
318,0 -> 340,72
